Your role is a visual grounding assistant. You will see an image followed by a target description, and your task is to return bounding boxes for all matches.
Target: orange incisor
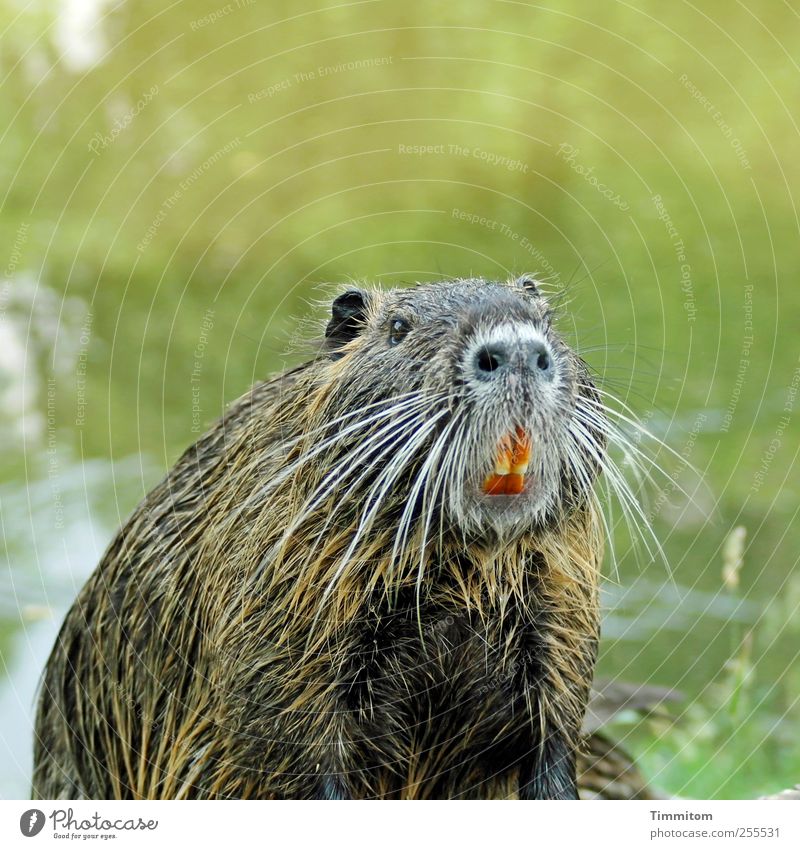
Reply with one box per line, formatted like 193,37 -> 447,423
483,426 -> 532,496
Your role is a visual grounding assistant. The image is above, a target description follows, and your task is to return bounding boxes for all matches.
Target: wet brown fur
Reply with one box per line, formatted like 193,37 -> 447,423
34,279 -> 606,799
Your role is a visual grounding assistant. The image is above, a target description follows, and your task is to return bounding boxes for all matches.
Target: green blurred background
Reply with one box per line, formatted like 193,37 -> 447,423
1,0 -> 798,798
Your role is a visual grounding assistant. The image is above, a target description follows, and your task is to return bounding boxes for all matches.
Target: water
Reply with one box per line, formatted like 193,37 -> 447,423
0,455 -> 154,798
2,0 -> 799,799
0,275 -> 794,799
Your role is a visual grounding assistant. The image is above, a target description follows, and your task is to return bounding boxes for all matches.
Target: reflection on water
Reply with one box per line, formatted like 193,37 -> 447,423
54,0 -> 113,72
602,580 -> 757,642
0,456 -> 154,798
0,271 -> 89,445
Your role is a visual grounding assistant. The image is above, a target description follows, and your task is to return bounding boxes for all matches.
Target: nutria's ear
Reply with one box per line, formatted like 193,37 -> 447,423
516,276 -> 541,296
325,288 -> 371,351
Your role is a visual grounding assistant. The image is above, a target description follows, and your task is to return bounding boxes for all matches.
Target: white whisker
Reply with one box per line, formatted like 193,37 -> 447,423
310,408 -> 451,626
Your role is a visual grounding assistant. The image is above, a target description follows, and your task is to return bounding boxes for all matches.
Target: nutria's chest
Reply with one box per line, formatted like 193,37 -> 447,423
334,600 -> 549,798
345,600 -> 539,722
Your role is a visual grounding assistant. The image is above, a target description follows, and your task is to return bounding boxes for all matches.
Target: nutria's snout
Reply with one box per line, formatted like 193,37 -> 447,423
468,325 -> 556,384
458,321 -> 564,510
446,303 -> 584,535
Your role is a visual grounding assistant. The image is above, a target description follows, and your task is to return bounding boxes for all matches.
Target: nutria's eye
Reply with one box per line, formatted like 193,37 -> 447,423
389,317 -> 411,346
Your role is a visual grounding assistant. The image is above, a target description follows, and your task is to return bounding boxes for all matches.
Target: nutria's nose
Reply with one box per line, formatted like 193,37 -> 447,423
471,334 -> 554,382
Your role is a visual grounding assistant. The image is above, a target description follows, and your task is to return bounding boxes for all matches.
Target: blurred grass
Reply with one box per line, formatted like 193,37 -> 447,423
1,0 -> 799,798
622,530 -> 800,799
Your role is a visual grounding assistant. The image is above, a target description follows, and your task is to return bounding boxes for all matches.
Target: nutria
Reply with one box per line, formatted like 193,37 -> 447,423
34,276 -> 614,799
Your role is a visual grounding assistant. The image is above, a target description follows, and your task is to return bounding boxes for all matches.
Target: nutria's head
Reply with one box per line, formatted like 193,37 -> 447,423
308,276 -> 604,542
